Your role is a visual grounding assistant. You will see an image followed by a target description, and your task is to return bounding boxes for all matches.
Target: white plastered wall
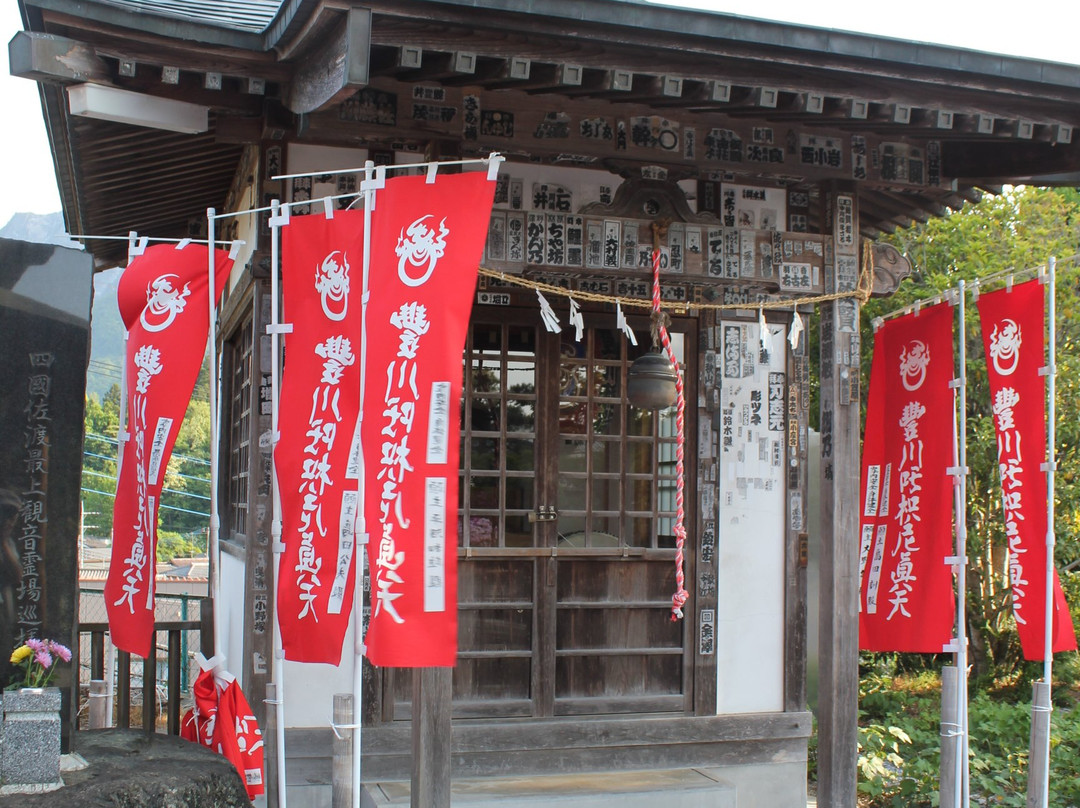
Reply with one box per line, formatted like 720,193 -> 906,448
715,319 -> 787,714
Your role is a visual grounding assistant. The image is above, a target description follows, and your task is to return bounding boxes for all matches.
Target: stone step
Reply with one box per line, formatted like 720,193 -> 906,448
351,769 -> 734,808
283,768 -> 736,808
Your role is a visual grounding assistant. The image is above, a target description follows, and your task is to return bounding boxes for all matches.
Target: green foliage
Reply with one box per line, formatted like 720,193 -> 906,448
81,361 -> 213,540
155,530 -> 206,562
857,665 -> 1080,807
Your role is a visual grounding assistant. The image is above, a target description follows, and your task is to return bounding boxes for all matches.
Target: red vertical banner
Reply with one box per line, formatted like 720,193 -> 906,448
859,303 -> 956,652
276,211 -> 366,664
362,171 -> 496,667
106,244 -> 232,658
977,280 -> 1076,659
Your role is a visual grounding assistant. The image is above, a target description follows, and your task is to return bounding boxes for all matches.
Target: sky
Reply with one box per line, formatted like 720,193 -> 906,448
2,0 -> 1079,227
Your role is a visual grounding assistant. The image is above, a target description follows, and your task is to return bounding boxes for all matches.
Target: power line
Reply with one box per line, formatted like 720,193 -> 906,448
81,469 -> 210,501
82,450 -> 210,486
80,487 -> 210,518
84,432 -> 210,466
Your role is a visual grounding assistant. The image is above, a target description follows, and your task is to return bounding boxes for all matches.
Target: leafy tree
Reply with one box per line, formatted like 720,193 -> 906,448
864,186 -> 1080,679
81,361 -> 213,548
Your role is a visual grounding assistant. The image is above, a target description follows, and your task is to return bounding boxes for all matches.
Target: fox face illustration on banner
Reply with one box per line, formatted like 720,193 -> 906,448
977,280 -> 1076,659
276,210 -> 366,664
362,171 -> 497,667
859,303 -> 956,652
106,244 -> 232,658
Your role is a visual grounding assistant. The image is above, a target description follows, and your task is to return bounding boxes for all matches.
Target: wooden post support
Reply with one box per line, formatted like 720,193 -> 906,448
817,183 -> 861,808
88,679 -> 108,730
333,693 -> 354,808
411,668 -> 451,808
939,665 -> 958,808
1026,680 -> 1051,807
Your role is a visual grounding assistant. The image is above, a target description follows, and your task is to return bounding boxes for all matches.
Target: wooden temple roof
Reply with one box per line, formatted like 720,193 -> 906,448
16,0 -> 1080,266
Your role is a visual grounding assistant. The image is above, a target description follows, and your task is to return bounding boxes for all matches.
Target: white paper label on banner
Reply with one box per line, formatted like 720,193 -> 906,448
424,477 -> 447,613
865,524 -> 888,614
863,464 -> 881,517
858,524 -> 875,585
877,463 -> 892,517
327,490 -> 358,615
148,416 -> 174,485
427,381 -> 451,465
345,416 -> 362,479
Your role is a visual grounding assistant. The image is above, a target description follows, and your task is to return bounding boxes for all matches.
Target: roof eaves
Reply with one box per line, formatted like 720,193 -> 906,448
23,0 -> 273,49
409,0 -> 1080,92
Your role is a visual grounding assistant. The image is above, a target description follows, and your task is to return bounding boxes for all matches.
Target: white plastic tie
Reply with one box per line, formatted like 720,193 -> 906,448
323,197 -> 335,219
360,164 -> 386,192
426,162 -> 438,184
486,152 -> 504,181
127,233 -> 148,258
266,323 -> 294,335
176,238 -> 192,251
330,718 -> 363,740
228,240 -> 245,260
268,200 -> 290,228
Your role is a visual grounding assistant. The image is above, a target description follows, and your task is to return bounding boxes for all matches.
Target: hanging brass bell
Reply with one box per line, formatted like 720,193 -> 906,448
627,349 -> 677,409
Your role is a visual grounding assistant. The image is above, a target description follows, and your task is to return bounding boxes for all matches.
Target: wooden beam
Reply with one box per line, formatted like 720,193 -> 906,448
411,668 -> 452,808
8,30 -> 109,84
816,183 -> 861,808
286,7 -> 371,114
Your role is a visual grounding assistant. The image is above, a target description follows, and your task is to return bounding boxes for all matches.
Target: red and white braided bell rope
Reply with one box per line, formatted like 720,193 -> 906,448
652,247 -> 689,620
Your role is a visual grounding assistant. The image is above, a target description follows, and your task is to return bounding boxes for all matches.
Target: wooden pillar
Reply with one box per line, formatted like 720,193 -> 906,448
817,183 -> 861,808
411,668 -> 452,808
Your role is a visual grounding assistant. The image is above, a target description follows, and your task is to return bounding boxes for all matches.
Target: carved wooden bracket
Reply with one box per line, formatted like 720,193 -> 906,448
285,8 -> 372,114
869,242 -> 912,297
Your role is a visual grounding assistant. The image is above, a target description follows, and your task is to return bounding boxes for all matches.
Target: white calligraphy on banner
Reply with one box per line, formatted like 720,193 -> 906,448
374,303 -> 431,623
115,345 -> 163,614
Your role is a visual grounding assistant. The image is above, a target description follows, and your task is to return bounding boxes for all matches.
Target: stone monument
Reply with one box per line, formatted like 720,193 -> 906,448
0,237 -> 93,756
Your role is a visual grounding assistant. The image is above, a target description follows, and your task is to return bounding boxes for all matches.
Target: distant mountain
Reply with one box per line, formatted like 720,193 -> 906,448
0,211 -> 124,398
0,211 -> 80,248
88,267 -> 123,398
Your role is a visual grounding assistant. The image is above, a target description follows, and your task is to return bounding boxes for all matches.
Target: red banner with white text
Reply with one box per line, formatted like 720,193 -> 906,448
362,171 -> 496,667
977,280 -> 1076,659
276,211 -> 366,664
859,303 -> 956,652
106,244 -> 232,658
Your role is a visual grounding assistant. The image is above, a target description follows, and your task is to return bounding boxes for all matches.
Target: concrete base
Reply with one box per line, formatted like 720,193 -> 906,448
0,688 -> 62,790
360,769 -> 736,808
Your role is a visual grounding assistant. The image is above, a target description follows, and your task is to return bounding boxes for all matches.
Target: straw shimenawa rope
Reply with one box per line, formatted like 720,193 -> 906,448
477,238 -> 876,314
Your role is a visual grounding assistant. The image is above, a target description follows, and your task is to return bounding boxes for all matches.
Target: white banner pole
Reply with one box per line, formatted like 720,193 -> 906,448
206,210 -> 223,662
268,199 -> 290,808
955,282 -> 970,807
1040,256 -> 1057,808
352,159 -> 383,808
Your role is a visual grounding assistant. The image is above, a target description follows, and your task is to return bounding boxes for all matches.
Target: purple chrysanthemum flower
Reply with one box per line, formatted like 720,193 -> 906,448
34,649 -> 53,669
26,638 -> 45,652
48,641 -> 72,663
